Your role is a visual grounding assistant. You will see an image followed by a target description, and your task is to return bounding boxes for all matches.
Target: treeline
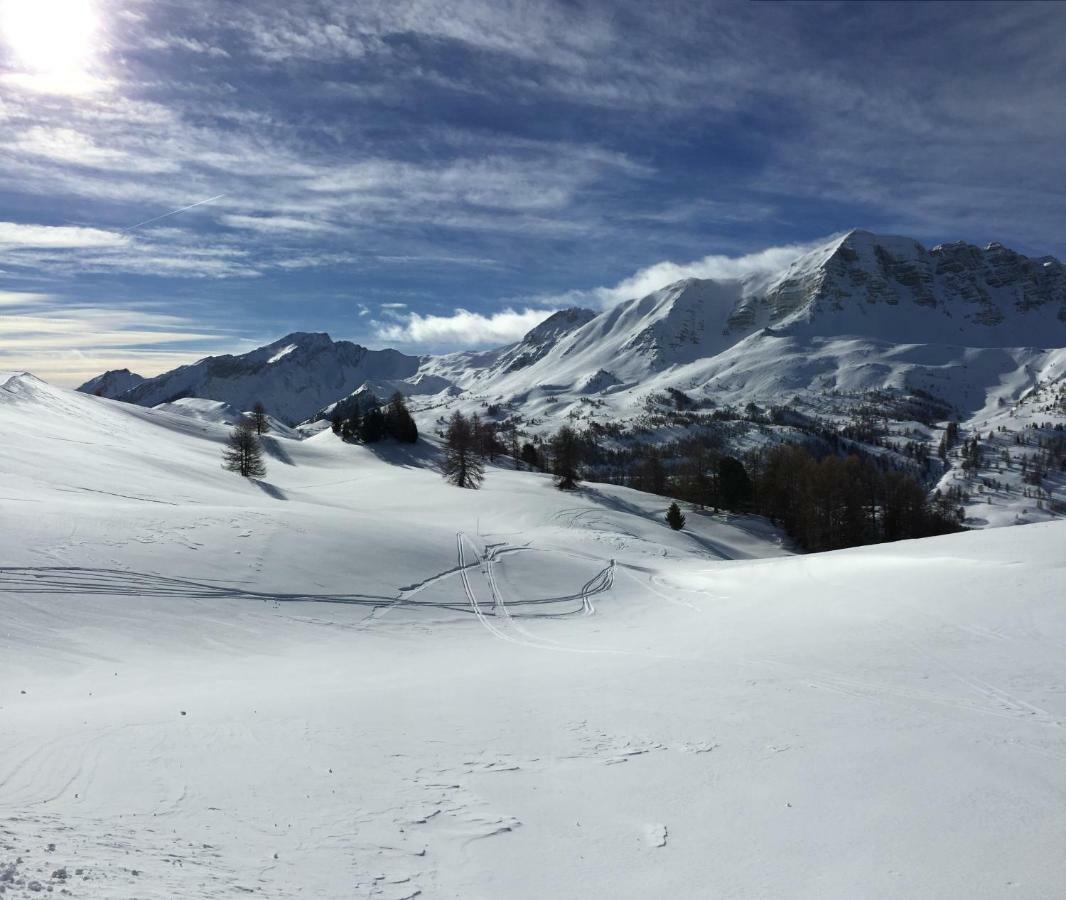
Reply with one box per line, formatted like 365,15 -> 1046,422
434,408 -> 962,550
617,439 -> 961,551
331,392 -> 418,444
746,445 -> 962,551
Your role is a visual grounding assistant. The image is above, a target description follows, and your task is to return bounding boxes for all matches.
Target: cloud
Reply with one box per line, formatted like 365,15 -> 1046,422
0,221 -> 128,249
0,290 -> 52,307
220,214 -> 334,233
142,34 -> 230,57
374,307 -> 554,348
540,238 -> 827,309
0,301 -> 234,385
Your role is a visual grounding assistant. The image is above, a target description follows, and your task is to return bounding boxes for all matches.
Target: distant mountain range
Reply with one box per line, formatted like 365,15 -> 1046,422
79,229 -> 1066,430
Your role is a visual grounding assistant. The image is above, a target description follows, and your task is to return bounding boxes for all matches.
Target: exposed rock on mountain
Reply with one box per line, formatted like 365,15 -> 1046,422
76,368 -> 146,399
118,333 -> 422,425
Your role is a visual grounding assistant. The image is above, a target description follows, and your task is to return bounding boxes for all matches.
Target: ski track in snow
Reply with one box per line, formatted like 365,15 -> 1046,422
456,533 -> 624,654
4,374 -> 1066,898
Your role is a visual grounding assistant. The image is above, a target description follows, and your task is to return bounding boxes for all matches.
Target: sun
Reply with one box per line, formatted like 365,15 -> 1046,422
1,0 -> 99,80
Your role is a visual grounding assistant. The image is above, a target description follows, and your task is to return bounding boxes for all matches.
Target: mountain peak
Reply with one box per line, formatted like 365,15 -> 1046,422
520,308 -> 596,344
269,331 -> 336,349
120,333 -> 420,424
76,368 -> 147,399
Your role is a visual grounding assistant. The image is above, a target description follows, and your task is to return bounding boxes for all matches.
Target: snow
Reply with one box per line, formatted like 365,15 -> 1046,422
2,374 -> 1064,897
267,343 -> 298,364
120,333 -> 425,426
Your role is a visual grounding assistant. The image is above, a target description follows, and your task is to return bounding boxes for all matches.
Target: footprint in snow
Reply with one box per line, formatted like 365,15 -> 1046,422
644,823 -> 668,848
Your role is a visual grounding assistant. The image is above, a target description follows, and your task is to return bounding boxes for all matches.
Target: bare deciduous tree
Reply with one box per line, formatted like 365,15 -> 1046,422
441,411 -> 484,489
222,418 -> 267,479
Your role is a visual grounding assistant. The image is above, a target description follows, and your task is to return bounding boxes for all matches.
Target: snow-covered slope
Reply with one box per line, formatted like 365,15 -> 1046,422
425,230 -> 1066,416
75,368 -> 145,398
2,374 -> 1064,898
118,332 -> 424,425
70,231 -> 1066,530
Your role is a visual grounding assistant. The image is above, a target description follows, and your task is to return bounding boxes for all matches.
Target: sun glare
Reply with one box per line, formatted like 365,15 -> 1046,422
1,0 -> 99,86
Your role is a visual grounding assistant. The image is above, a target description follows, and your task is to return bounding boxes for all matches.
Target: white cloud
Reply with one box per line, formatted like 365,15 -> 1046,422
374,307 -> 554,347
544,238 -> 828,309
0,304 -> 232,386
0,290 -> 52,306
0,221 -> 128,249
220,214 -> 333,233
372,236 -> 831,351
6,126 -> 180,173
142,34 -> 229,57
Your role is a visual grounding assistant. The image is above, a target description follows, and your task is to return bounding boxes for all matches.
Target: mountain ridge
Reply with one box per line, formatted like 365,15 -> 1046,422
77,230 -> 1066,432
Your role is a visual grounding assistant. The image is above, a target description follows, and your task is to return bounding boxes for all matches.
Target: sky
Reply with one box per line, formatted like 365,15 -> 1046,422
1,0 -> 1065,385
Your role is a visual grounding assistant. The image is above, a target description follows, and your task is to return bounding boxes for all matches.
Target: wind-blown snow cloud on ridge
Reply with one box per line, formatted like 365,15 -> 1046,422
537,238 -> 828,310
374,308 -> 555,349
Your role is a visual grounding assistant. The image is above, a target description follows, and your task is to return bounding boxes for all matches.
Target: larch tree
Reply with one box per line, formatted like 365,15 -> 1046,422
550,425 -> 582,490
251,402 -> 269,435
441,411 -> 484,489
222,418 -> 267,479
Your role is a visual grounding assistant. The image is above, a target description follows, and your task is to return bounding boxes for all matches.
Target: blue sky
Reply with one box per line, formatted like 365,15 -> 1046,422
1,0 -> 1064,384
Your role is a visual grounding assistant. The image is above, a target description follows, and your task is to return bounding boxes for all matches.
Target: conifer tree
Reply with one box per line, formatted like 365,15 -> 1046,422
251,401 -> 269,435
666,501 -> 686,530
441,411 -> 484,489
551,425 -> 582,490
384,392 -> 418,443
359,406 -> 387,443
718,456 -> 752,510
520,442 -> 540,470
222,418 -> 267,479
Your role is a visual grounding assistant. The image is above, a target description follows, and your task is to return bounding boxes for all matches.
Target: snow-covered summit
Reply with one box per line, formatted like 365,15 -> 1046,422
75,367 -> 146,399
77,230 -> 1066,439
728,229 -> 1066,343
117,332 -> 423,425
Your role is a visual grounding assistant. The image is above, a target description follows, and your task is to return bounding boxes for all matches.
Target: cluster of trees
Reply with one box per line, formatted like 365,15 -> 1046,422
439,412 -> 583,491
332,392 -> 418,444
751,445 -> 960,551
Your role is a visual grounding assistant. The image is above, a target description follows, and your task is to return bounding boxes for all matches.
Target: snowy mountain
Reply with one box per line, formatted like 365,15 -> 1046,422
84,231 -> 1066,429
432,230 -> 1066,413
3,370 -> 1065,897
75,367 -> 145,398
118,332 -> 423,425
75,230 -> 1066,529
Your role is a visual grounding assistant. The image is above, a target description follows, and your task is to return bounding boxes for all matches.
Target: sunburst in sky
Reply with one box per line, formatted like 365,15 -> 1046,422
1,0 -> 104,94
0,1 -> 1064,386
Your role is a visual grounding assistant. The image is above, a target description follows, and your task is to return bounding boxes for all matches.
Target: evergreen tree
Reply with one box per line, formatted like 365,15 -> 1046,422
359,406 -> 387,443
441,411 -> 484,489
718,456 -> 753,510
550,425 -> 582,490
251,401 -> 269,435
520,441 -> 541,470
384,392 -> 418,443
222,418 -> 267,479
503,421 -> 521,468
666,502 -> 686,530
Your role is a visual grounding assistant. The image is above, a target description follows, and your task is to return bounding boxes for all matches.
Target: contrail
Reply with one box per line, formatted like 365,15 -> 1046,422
123,193 -> 227,231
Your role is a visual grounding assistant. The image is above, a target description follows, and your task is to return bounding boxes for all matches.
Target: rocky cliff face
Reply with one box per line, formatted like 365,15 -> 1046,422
729,230 -> 1066,338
